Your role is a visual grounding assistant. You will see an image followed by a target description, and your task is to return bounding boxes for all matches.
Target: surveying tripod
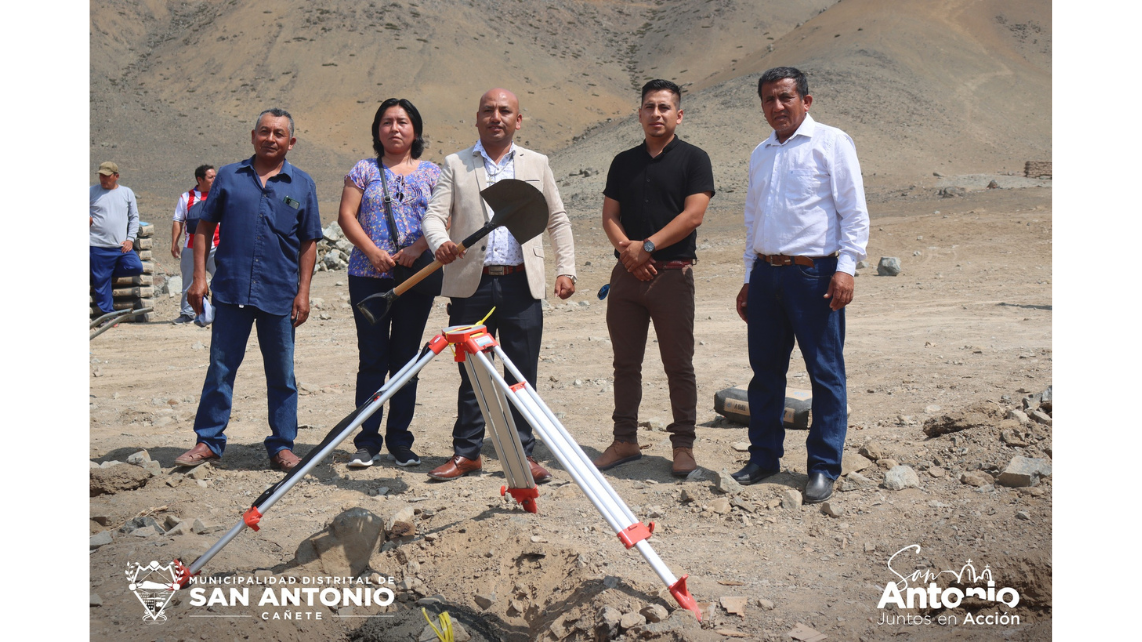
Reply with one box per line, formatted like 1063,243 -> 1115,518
174,324 -> 701,620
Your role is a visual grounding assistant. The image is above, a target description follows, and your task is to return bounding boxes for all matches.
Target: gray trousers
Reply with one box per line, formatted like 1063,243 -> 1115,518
179,245 -> 217,317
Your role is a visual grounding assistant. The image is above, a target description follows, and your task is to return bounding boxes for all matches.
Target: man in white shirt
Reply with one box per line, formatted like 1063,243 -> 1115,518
733,67 -> 869,504
170,164 -> 217,323
422,88 -> 577,483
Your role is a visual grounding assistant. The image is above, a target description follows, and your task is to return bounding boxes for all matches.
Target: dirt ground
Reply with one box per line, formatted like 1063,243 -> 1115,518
89,185 -> 1051,641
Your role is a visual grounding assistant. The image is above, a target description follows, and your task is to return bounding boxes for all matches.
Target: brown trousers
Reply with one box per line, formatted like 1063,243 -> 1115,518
605,262 -> 697,449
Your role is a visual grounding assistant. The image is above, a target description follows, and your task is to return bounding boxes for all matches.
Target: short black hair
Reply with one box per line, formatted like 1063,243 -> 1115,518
194,164 -> 214,181
758,67 -> 809,99
254,108 -> 295,138
372,98 -> 426,160
641,79 -> 682,106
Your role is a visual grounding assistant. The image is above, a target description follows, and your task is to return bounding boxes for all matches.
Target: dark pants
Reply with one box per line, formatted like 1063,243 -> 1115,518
448,271 -> 542,460
90,245 -> 144,314
605,263 -> 697,449
348,275 -> 435,455
746,256 -> 848,479
192,301 -> 298,458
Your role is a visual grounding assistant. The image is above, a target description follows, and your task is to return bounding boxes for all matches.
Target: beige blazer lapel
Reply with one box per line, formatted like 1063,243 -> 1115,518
460,149 -> 491,222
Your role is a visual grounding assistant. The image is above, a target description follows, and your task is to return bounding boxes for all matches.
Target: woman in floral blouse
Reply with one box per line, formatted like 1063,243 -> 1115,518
337,98 -> 441,469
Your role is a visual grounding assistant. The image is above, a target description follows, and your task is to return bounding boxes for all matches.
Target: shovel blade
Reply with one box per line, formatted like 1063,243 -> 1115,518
355,290 -> 397,325
480,179 -> 549,245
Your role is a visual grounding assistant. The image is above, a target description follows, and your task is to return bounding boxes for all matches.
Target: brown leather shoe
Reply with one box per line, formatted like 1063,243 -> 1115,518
592,440 -> 642,471
428,455 -> 482,481
527,456 -> 552,484
270,449 -> 302,472
174,443 -> 219,468
671,447 -> 697,477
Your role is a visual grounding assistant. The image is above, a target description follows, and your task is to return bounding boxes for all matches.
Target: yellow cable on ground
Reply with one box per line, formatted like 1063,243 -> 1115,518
421,607 -> 454,642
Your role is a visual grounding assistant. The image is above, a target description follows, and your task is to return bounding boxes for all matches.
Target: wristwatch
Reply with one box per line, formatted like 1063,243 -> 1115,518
642,239 -> 655,254
561,274 -> 577,285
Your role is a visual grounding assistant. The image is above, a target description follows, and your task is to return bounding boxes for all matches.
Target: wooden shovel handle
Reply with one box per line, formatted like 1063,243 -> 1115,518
392,241 -> 468,297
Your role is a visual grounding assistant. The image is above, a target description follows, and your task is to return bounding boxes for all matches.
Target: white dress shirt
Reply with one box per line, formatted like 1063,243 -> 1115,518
743,113 -> 869,280
474,140 -> 525,266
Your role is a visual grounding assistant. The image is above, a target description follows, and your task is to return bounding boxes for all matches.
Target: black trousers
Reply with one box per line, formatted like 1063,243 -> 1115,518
447,271 -> 542,460
348,275 -> 435,456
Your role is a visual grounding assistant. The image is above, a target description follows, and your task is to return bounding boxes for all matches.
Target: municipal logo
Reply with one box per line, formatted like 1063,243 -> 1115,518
125,561 -> 182,623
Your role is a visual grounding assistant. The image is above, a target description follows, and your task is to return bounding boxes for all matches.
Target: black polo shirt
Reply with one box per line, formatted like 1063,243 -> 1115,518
603,136 -> 715,262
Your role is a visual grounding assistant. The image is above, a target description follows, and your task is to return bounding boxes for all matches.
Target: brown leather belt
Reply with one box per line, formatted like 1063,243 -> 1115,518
650,259 -> 695,270
483,264 -> 525,276
757,252 -> 836,267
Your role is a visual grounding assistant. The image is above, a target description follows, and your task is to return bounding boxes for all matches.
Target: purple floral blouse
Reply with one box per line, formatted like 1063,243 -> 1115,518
345,158 -> 441,279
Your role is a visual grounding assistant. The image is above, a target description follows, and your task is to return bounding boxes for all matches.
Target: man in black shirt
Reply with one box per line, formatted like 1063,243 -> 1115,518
594,79 -> 715,477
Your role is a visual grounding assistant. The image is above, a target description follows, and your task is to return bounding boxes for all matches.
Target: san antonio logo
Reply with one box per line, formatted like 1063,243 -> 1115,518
125,561 -> 183,623
876,544 -> 1022,627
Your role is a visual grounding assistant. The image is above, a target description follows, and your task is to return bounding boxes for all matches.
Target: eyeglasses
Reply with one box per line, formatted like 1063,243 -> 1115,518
382,175 -> 414,205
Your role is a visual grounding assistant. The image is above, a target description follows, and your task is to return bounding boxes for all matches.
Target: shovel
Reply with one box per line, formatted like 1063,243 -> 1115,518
356,178 -> 549,324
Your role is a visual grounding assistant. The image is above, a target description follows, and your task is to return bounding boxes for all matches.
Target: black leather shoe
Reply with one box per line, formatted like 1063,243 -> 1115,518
803,472 -> 835,504
731,463 -> 779,485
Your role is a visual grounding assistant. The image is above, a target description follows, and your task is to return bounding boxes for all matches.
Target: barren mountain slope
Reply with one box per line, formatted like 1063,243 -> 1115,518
90,0 -> 832,213
551,0 -> 1051,212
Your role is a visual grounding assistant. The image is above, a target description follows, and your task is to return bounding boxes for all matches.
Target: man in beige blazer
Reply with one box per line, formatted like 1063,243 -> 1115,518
421,88 -> 576,482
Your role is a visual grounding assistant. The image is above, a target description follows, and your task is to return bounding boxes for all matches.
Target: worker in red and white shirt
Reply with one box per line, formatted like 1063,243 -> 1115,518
170,164 -> 218,323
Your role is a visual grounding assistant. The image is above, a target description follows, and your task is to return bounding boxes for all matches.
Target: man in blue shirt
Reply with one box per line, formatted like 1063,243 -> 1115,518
174,108 -> 323,472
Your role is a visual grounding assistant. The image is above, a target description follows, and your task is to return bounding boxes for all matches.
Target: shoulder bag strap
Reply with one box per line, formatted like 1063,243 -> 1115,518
378,165 -> 407,249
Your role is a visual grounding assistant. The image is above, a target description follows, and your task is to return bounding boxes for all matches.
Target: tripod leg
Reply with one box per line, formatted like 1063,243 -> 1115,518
182,334 -> 449,579
477,347 -> 703,620
468,356 -> 534,494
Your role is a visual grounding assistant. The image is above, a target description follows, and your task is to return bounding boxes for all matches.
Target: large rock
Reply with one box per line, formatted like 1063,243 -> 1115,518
720,596 -> 748,616
121,516 -> 165,536
90,464 -> 151,496
90,531 -> 113,550
883,465 -> 920,490
841,452 -> 871,475
619,611 -> 646,629
387,506 -> 416,539
640,604 -> 669,623
960,471 -> 994,487
877,257 -> 902,276
322,221 -> 343,242
781,489 -> 802,511
840,472 -> 875,492
712,469 -> 743,495
596,606 -> 622,638
294,507 -> 386,577
858,442 -> 890,461
1007,408 -> 1031,426
997,456 -> 1052,488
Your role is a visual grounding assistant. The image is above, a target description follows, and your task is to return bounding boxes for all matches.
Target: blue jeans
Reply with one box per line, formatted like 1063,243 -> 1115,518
90,245 -> 144,314
448,271 -> 542,460
348,275 -> 435,456
746,256 -> 848,479
192,301 -> 298,458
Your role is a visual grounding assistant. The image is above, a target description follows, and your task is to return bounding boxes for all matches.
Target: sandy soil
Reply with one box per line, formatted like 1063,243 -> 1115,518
89,185 -> 1051,641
